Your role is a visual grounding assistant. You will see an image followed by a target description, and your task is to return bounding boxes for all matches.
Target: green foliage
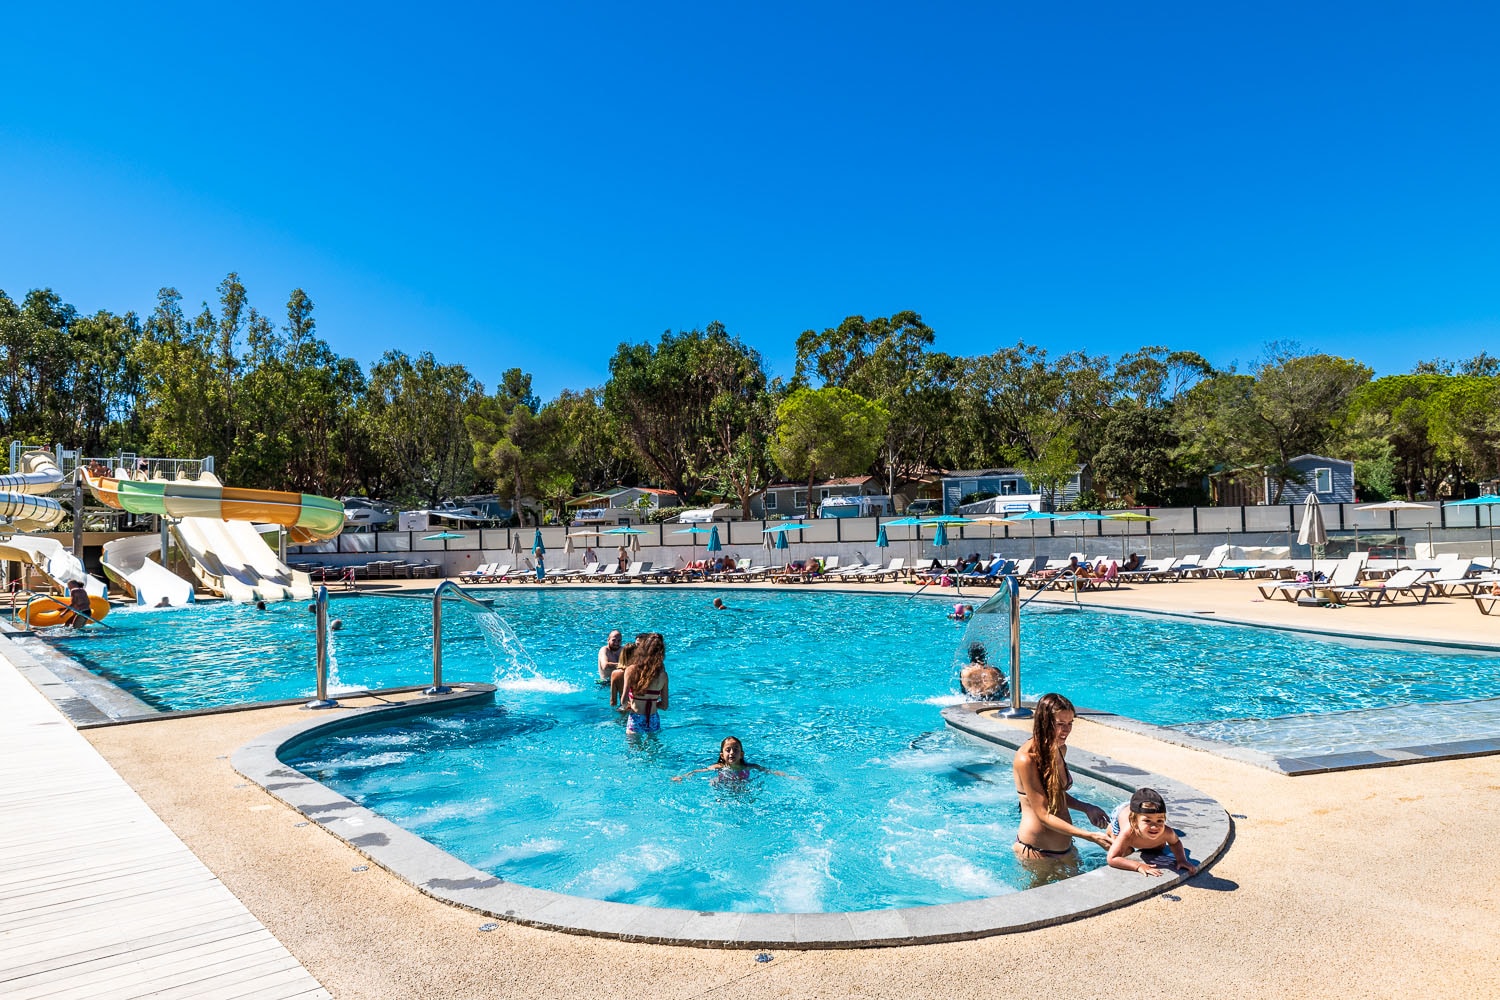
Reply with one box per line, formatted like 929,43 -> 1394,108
603,322 -> 769,504
771,387 -> 888,512
365,350 -> 479,507
795,311 -> 955,496
1092,406 -> 1181,505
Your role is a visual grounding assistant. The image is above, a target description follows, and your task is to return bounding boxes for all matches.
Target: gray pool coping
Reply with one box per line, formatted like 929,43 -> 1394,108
233,687 -> 1231,949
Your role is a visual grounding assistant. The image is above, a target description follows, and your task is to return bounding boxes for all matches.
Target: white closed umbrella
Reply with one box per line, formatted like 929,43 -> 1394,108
1298,493 -> 1327,581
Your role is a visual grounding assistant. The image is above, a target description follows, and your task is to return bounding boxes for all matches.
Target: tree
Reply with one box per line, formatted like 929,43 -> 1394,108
467,368 -> 550,524
603,323 -> 768,502
363,350 -> 479,507
1092,406 -> 1181,505
794,311 -> 955,496
770,387 -> 888,515
949,343 -> 1116,473
1246,345 -> 1372,502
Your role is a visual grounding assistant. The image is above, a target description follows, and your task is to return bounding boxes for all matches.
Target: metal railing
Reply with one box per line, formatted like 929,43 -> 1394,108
429,581 -> 494,694
16,592 -> 111,628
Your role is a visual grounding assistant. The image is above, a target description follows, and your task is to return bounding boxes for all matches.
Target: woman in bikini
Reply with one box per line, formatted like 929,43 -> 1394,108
1012,692 -> 1111,869
620,632 -> 669,734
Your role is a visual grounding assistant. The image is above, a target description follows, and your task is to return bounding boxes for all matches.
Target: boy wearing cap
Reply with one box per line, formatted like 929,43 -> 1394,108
1106,787 -> 1197,876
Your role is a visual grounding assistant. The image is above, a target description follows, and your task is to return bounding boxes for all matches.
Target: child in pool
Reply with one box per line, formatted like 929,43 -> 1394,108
672,736 -> 791,782
1106,787 -> 1197,876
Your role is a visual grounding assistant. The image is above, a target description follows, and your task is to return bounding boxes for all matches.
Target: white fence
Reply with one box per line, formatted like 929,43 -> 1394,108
288,503 -> 1497,571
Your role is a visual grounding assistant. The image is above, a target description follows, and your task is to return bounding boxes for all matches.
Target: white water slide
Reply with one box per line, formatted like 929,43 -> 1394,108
99,534 -> 196,607
172,516 -> 314,603
0,450 -> 67,532
0,536 -> 108,599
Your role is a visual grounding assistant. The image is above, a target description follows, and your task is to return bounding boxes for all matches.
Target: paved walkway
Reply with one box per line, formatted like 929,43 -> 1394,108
0,660 -> 330,999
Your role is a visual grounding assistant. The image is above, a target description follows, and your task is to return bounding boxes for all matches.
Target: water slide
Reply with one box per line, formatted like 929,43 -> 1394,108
99,534 -> 196,607
0,450 -> 67,532
0,536 -> 108,600
83,469 -> 338,603
172,516 -> 314,603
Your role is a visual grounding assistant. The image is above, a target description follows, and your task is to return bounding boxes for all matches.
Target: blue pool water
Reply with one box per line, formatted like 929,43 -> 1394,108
52,591 -> 1500,723
47,589 -> 1500,910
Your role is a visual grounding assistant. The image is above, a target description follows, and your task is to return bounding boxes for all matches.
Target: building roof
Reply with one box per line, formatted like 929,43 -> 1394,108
943,468 -> 1027,479
762,475 -> 877,490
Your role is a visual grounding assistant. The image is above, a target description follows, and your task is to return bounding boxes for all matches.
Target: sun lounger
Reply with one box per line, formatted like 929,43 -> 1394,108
1257,554 -> 1366,602
1475,594 -> 1500,616
1117,557 -> 1177,584
861,557 -> 906,582
1330,568 -> 1436,606
459,562 -> 495,584
616,561 -> 653,582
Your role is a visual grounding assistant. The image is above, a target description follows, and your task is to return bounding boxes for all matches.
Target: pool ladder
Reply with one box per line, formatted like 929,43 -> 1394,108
428,581 -> 494,695
307,580 -> 494,708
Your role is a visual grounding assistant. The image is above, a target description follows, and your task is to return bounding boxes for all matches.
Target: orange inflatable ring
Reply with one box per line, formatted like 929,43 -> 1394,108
24,595 -> 111,628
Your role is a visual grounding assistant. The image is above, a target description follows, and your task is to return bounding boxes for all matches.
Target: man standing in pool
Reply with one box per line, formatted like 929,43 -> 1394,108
1012,692 -> 1111,878
598,630 -> 623,683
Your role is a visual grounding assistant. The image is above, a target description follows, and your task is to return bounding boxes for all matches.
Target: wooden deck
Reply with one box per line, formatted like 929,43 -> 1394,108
0,658 -> 330,999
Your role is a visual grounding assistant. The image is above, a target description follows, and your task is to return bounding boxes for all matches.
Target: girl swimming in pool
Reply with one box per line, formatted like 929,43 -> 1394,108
672,736 -> 791,782
1106,787 -> 1197,876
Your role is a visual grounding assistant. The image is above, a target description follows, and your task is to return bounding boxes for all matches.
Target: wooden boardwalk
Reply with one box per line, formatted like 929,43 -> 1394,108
0,658 -> 331,999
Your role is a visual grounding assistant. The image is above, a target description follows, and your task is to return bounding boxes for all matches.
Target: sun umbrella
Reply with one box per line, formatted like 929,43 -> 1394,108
1443,494 -> 1500,560
932,523 -> 949,550
706,525 -> 722,553
968,515 -> 1011,551
563,533 -> 574,569
883,516 -> 924,565
775,530 -> 789,551
1357,500 -> 1436,560
532,527 -> 545,555
511,531 -> 525,559
604,525 -> 647,553
1057,512 -> 1111,549
1298,493 -> 1328,581
422,532 -> 465,541
763,522 -> 804,564
672,524 -> 714,565
876,523 -> 889,549
1106,511 -> 1158,561
1001,511 -> 1057,557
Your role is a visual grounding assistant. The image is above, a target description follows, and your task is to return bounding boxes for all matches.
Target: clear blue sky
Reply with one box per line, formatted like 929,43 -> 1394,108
3,3 -> 1497,399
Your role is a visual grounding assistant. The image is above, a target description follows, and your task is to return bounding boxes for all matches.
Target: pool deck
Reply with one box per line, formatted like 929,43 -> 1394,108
6,575 -> 1500,996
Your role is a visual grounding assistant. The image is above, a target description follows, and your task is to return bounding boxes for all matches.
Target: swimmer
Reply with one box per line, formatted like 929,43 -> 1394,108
672,736 -> 792,781
1107,787 -> 1197,876
598,629 -> 623,683
66,580 -> 93,627
947,603 -> 973,621
155,596 -> 172,609
960,642 -> 1008,700
620,632 -> 668,734
330,618 -> 343,631
255,600 -> 266,611
713,597 -> 727,610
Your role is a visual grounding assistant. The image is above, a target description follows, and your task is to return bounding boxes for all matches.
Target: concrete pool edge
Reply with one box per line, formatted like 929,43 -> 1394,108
233,690 -> 1232,949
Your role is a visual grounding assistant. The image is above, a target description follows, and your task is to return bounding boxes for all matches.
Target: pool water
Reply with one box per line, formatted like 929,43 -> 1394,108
47,589 -> 1500,910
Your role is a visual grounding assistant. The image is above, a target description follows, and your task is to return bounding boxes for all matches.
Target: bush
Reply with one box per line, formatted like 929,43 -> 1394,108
648,506 -> 687,524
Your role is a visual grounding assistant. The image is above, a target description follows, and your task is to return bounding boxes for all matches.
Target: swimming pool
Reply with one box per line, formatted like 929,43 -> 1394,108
50,588 -> 1496,910
51,590 -> 1500,724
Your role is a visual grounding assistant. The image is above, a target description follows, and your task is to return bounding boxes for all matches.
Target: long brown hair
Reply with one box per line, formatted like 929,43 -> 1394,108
631,632 -> 666,690
1031,692 -> 1075,814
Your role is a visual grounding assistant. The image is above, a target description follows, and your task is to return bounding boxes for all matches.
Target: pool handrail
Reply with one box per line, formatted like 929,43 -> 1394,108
430,581 -> 494,695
